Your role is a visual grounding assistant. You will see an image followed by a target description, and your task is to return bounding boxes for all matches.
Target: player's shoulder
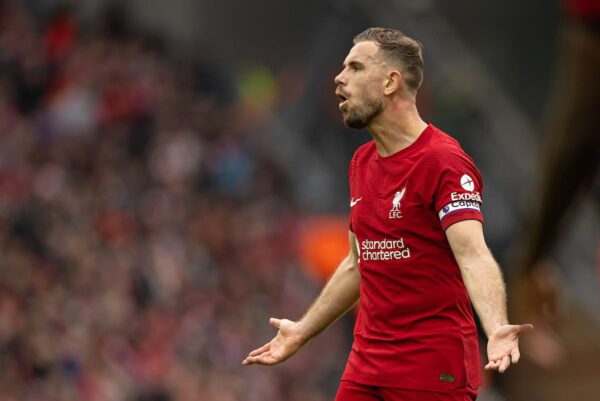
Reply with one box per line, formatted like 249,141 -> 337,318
348,140 -> 376,180
351,140 -> 377,165
423,125 -> 474,163
426,125 -> 464,154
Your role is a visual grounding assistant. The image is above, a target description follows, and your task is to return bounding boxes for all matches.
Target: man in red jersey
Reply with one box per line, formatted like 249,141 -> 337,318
243,27 -> 533,400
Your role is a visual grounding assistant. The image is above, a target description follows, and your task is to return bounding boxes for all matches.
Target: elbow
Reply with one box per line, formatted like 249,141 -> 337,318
457,259 -> 476,278
342,254 -> 359,274
343,259 -> 359,274
455,243 -> 489,263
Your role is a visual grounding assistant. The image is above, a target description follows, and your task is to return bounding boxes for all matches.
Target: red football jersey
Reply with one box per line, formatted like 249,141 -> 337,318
342,124 -> 483,392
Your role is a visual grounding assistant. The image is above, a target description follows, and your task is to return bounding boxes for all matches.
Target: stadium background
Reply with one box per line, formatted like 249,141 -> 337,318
0,0 -> 598,400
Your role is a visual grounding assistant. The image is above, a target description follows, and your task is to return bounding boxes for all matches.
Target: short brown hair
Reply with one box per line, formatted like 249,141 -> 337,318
353,27 -> 424,91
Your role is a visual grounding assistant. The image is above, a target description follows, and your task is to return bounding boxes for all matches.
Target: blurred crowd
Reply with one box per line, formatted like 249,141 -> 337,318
0,2 -> 349,400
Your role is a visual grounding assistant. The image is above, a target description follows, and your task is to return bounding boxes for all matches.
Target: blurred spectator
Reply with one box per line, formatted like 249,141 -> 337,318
506,1 -> 600,400
0,2 -> 348,400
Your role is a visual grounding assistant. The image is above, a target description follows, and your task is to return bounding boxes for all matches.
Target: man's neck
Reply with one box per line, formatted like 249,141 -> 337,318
367,100 -> 428,157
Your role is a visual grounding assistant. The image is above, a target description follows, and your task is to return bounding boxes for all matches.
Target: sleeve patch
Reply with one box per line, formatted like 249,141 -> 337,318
438,200 -> 481,220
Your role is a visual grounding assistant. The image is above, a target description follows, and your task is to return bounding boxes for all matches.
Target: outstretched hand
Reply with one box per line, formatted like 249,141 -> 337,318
242,318 -> 305,366
485,323 -> 534,373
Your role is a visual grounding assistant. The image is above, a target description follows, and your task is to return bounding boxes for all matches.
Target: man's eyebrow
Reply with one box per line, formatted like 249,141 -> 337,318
343,60 -> 364,68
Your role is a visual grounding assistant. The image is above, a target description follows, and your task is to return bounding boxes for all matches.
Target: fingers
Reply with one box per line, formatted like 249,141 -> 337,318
484,359 -> 500,370
244,317 -> 296,367
243,341 -> 271,366
498,355 -> 511,373
249,343 -> 270,357
485,356 -> 511,373
243,318 -> 282,366
243,353 -> 275,366
486,349 -> 522,373
243,345 -> 272,366
510,347 -> 521,364
517,323 -> 534,333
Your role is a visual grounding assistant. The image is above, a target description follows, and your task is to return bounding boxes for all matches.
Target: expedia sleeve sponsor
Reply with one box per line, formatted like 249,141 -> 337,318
429,152 -> 484,227
450,191 -> 482,202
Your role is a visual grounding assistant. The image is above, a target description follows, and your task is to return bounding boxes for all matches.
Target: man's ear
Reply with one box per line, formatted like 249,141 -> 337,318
383,70 -> 403,95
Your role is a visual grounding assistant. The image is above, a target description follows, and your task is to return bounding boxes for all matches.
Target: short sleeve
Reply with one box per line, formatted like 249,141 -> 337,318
431,149 -> 484,231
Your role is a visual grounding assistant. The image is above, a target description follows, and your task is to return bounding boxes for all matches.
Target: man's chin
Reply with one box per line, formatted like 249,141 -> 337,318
343,115 -> 367,129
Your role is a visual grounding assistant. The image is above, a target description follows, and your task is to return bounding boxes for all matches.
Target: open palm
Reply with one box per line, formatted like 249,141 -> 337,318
485,323 -> 534,373
242,318 -> 304,366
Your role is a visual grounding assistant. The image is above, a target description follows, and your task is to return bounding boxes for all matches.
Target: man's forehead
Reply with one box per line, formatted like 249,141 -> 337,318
343,41 -> 380,65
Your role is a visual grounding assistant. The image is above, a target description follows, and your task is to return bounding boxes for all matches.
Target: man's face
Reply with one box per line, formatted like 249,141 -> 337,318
334,41 -> 385,129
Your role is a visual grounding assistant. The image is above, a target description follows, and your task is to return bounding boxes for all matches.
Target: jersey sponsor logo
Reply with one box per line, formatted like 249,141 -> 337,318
388,187 -> 406,219
438,200 -> 481,220
460,174 -> 475,191
350,197 -> 362,207
360,237 -> 411,261
451,191 -> 482,202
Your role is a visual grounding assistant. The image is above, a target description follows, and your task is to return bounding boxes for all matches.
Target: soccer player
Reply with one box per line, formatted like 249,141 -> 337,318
243,28 -> 533,401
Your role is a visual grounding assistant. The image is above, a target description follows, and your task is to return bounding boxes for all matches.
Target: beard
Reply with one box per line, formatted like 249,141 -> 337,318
342,95 -> 383,129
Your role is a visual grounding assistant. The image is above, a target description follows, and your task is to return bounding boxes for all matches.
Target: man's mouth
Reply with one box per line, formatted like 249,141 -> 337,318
336,92 -> 349,109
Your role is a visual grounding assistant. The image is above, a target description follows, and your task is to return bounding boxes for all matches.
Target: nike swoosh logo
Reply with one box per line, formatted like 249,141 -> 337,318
350,197 -> 362,207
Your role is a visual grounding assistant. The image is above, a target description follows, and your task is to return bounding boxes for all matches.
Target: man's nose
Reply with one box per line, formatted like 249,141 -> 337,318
334,71 -> 346,86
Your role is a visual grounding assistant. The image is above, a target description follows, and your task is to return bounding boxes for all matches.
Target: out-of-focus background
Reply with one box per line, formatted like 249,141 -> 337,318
0,0 -> 598,400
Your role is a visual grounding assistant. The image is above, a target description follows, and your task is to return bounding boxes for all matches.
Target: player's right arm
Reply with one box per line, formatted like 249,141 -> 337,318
242,230 -> 361,366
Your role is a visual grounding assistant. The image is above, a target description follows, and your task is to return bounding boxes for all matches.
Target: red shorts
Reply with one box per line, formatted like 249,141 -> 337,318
335,380 -> 478,401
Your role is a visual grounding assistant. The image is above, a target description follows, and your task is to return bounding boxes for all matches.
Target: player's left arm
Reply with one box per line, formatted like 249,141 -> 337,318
446,220 -> 534,373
